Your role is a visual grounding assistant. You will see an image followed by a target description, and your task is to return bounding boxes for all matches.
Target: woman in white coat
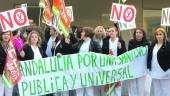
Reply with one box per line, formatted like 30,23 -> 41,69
127,28 -> 150,96
147,27 -> 170,96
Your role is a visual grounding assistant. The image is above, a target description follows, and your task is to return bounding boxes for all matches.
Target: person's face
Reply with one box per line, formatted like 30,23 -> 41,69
50,27 -> 56,36
97,29 -> 104,38
23,32 -> 28,39
155,31 -> 164,42
105,28 -> 109,36
81,31 -> 85,40
74,29 -> 77,37
2,31 -> 11,42
30,33 -> 39,45
135,29 -> 144,41
108,27 -> 118,39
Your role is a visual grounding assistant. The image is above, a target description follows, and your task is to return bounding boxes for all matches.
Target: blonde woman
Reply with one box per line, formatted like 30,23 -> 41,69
94,26 -> 106,48
147,27 -> 170,96
93,26 -> 106,96
20,30 -> 46,60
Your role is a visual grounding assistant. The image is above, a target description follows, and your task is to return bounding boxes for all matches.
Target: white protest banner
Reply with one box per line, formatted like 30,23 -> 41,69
161,7 -> 170,26
0,8 -> 29,32
110,3 -> 136,24
18,46 -> 148,96
118,22 -> 136,31
66,6 -> 74,22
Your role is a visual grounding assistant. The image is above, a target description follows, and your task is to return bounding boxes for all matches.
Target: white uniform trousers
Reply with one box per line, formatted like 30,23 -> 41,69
54,91 -> 69,96
127,75 -> 151,96
76,87 -> 94,96
151,79 -> 170,96
0,75 -> 13,96
94,86 -> 105,96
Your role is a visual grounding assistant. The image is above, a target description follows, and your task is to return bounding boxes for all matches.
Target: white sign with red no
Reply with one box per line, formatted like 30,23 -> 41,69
0,8 -> 29,32
110,3 -> 136,24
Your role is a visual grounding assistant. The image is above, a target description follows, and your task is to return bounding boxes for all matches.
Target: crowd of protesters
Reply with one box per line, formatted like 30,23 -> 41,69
0,22 -> 170,96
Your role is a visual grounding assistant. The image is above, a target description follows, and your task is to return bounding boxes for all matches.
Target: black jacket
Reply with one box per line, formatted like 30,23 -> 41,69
73,39 -> 101,53
52,39 -> 74,55
0,44 -> 6,74
147,41 -> 170,72
21,44 -> 46,60
102,37 -> 126,55
128,39 -> 149,50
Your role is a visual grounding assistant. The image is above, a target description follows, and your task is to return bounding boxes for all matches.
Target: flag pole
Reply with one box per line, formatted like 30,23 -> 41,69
39,7 -> 42,27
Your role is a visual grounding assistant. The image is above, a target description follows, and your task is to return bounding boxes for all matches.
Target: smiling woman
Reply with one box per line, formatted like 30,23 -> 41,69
19,30 -> 46,60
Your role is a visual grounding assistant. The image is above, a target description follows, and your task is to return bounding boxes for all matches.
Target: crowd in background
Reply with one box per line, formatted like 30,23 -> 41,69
0,22 -> 170,96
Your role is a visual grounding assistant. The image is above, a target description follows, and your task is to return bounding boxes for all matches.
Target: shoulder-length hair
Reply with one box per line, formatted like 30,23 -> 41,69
133,28 -> 147,41
0,31 -> 13,42
26,30 -> 42,48
154,26 -> 168,44
82,27 -> 94,39
94,26 -> 106,40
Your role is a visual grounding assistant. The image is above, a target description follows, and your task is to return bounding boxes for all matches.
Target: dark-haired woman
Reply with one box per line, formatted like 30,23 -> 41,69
74,27 -> 100,96
127,28 -> 150,96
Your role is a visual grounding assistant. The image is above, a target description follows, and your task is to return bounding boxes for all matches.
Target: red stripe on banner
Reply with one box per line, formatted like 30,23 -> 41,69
40,0 -> 53,25
53,0 -> 71,29
3,40 -> 22,86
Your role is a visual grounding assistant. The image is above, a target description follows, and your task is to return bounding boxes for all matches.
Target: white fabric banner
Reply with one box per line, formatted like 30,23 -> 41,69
18,46 -> 148,96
